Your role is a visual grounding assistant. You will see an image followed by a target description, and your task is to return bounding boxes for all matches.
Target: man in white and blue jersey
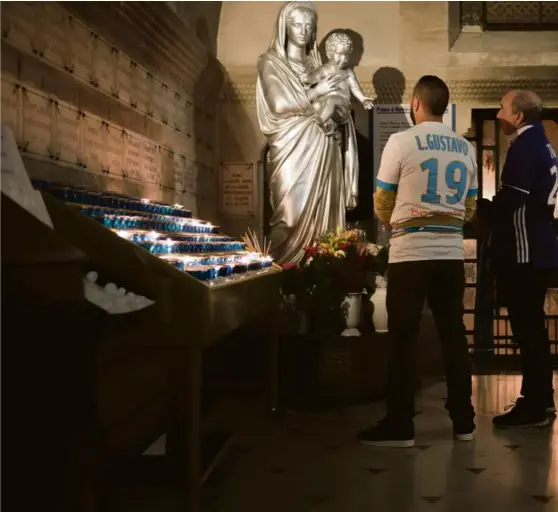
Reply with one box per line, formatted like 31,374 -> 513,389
358,76 -> 478,447
491,90 -> 558,428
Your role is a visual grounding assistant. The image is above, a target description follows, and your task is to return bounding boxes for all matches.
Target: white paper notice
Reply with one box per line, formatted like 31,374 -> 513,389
372,104 -> 456,174
1,124 -> 53,228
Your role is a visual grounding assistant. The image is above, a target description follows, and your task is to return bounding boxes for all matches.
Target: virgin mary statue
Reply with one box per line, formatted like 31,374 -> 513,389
256,1 -> 359,264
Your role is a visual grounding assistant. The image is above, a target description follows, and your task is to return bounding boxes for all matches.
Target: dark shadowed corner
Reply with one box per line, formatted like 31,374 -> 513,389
193,16 -> 226,223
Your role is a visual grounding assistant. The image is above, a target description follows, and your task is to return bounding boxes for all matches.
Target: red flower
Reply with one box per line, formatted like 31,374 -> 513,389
339,242 -> 349,251
305,246 -> 317,258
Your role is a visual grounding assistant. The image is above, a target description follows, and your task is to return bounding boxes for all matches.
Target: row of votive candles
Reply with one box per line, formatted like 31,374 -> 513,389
168,259 -> 274,280
141,240 -> 245,254
34,181 -> 192,218
159,254 -> 243,267
117,231 -> 232,244
93,214 -> 217,234
77,206 -> 193,223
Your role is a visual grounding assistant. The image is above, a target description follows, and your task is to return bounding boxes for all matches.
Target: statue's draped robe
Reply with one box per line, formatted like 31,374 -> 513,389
256,1 -> 359,264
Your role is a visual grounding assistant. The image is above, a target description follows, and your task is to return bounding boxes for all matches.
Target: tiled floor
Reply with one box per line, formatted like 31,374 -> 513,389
123,373 -> 558,511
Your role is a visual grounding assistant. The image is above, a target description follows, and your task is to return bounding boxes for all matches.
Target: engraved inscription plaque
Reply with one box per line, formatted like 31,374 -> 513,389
28,3 -> 49,57
179,159 -> 190,195
47,21 -> 73,69
132,66 -> 149,114
69,19 -> 91,83
159,147 -> 175,189
106,123 -> 124,177
43,4 -> 72,68
165,86 -> 176,129
145,72 -> 156,117
124,132 -> 143,180
152,80 -> 171,125
221,164 -> 254,217
160,125 -> 186,155
142,139 -> 159,185
3,2 -> 36,53
56,102 -> 81,165
22,89 -> 53,156
116,54 -> 133,105
174,153 -> 184,193
183,160 -> 198,195
81,113 -> 106,173
174,106 -> 186,134
94,38 -> 115,93
184,97 -> 195,130
1,80 -> 20,137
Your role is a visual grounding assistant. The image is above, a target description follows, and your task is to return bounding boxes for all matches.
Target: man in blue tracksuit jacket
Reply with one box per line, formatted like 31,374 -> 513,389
491,90 -> 558,428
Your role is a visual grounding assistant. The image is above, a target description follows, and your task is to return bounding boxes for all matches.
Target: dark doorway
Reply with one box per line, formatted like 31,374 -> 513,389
469,108 -> 558,364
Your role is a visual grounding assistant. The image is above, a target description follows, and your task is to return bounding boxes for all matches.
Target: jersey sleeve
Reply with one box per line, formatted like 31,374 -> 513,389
374,135 -> 401,223
465,153 -> 478,222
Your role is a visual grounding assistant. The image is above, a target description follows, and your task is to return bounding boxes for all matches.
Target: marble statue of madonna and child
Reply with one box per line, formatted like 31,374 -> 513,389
256,1 -> 373,264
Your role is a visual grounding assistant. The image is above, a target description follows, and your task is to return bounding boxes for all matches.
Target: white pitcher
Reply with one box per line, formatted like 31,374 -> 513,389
341,292 -> 362,337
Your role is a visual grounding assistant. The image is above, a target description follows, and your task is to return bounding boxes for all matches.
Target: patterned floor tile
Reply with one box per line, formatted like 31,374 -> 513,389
120,374 -> 558,512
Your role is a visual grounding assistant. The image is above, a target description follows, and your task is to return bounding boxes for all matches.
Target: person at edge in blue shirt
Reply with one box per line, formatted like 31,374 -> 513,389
491,90 -> 558,429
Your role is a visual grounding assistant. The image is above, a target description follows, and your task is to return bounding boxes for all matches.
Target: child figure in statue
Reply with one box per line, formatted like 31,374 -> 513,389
301,32 -> 374,135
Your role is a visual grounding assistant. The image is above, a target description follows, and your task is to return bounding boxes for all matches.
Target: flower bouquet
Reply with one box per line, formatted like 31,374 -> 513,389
281,228 -> 387,336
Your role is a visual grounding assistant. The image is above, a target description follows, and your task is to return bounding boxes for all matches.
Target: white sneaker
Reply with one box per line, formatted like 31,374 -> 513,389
454,428 -> 475,442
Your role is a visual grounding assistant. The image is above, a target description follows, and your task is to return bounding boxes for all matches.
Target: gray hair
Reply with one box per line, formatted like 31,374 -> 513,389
510,90 -> 542,124
325,32 -> 353,57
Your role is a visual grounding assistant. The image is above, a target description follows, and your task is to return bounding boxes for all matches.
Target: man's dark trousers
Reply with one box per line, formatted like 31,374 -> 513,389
385,260 -> 475,430
496,263 -> 554,409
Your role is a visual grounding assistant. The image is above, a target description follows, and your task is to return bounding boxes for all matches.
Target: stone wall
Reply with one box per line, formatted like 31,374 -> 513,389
216,1 -> 558,235
218,1 -> 558,161
0,1 -> 224,221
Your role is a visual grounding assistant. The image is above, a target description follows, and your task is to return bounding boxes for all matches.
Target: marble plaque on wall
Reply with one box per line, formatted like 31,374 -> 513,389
106,123 -> 125,178
151,79 -> 169,126
46,21 -> 73,70
56,102 -> 81,165
159,147 -> 175,189
145,72 -> 156,117
132,66 -> 150,114
116,54 -> 133,106
81,112 -> 106,173
141,139 -> 159,185
3,2 -> 36,53
221,164 -> 254,217
124,131 -> 144,181
184,98 -> 195,132
43,4 -> 72,69
174,153 -> 185,193
176,104 -> 187,135
28,3 -> 50,58
173,93 -> 186,134
178,158 -> 189,195
165,87 -> 177,130
22,89 -> 53,157
158,124 -> 179,154
93,37 -> 115,93
1,80 -> 20,138
183,160 -> 198,195
69,19 -> 91,84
